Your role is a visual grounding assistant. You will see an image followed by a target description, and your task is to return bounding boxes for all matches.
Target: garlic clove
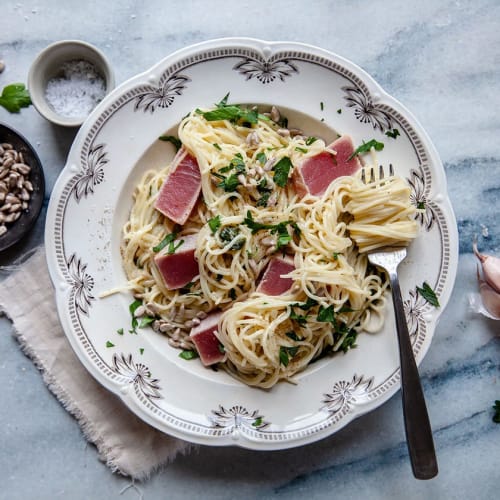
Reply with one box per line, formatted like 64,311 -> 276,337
477,267 -> 500,319
473,241 -> 500,293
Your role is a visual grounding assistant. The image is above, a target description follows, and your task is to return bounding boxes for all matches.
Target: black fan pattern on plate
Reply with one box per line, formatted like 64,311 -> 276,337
322,374 -> 373,414
67,253 -> 95,315
112,353 -> 162,400
210,405 -> 269,431
73,143 -> 107,202
134,73 -> 191,113
342,85 -> 393,132
233,56 -> 299,83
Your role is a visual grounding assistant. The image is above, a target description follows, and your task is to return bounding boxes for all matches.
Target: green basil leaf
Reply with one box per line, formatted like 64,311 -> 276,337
348,139 -> 385,160
416,282 -> 440,307
273,156 -> 293,187
158,135 -> 182,151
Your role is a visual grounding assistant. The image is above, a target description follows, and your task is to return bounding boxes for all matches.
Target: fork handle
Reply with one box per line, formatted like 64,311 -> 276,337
389,273 -> 438,479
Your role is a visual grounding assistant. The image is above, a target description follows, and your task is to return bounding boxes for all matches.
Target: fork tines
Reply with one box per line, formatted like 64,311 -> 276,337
361,164 -> 394,184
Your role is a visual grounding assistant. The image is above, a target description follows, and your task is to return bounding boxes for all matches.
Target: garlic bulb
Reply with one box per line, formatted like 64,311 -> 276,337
473,241 -> 500,320
473,241 -> 500,293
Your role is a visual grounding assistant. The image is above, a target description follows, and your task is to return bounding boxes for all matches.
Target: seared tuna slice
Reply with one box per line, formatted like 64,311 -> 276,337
154,234 -> 199,290
190,311 -> 225,366
256,256 -> 295,295
154,148 -> 201,225
292,135 -> 361,197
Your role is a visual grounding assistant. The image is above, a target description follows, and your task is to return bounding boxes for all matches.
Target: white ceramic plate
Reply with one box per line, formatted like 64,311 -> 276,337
45,38 -> 458,449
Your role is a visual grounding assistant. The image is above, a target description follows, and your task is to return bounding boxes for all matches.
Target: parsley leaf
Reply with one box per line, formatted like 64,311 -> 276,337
220,226 -> 245,250
243,211 -> 276,233
279,345 -> 299,366
385,128 -> 400,139
348,139 -> 385,160
217,173 -> 240,192
138,316 -> 155,328
202,95 -> 267,127
286,331 -> 302,341
291,297 -> 318,311
243,211 -> 297,250
158,135 -> 182,151
339,328 -> 358,353
0,83 -> 31,113
179,350 -> 198,360
273,156 -> 293,187
256,152 -> 267,165
256,192 -> 271,207
275,223 -> 292,249
153,232 -> 177,253
416,282 -> 440,307
317,305 -> 335,323
208,215 -> 222,233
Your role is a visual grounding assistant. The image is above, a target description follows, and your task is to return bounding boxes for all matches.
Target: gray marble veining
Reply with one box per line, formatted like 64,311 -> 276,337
1,1 -> 499,498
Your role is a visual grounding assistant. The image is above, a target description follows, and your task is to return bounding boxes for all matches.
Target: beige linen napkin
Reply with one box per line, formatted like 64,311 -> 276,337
0,246 -> 192,479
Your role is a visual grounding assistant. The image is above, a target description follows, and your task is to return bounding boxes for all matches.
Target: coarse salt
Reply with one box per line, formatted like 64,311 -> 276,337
45,59 -> 106,119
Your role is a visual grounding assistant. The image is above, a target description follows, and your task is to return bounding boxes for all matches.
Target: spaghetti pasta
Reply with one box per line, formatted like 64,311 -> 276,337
120,102 -> 418,388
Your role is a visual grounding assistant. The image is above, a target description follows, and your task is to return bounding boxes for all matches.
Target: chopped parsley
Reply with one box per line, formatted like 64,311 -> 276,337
215,173 -> 240,192
117,328 -> 124,335
295,146 -> 308,154
213,143 -> 222,150
208,215 -> 222,233
256,192 -> 271,207
201,93 -> 268,127
153,232 -> 184,254
212,154 -> 246,192
179,281 -> 195,294
272,156 -> 293,187
417,201 -> 426,210
106,341 -> 115,348
256,152 -> 267,165
288,298 -> 317,325
158,135 -> 182,151
316,305 -> 358,353
385,128 -> 400,139
320,101 -> 324,111
416,282 -> 440,307
139,348 -> 145,355
138,316 -> 155,328
305,136 -> 318,146
279,345 -> 299,366
348,139 -> 385,161
252,417 -> 263,427
337,108 -> 342,114
179,350 -> 198,360
243,211 -> 298,251
256,178 -> 272,207
219,226 -> 245,250
219,153 -> 245,174
128,299 -> 155,334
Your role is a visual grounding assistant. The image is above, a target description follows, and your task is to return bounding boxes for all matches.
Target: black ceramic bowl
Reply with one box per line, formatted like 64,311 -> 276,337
0,123 -> 45,252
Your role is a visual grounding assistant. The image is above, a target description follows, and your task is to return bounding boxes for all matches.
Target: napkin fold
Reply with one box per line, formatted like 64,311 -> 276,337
0,246 -> 192,480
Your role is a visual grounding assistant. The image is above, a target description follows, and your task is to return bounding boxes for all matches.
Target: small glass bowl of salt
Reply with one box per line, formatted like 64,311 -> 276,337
28,40 -> 115,127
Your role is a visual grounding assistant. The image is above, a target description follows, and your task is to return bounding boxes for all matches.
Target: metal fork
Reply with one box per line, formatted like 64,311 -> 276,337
365,166 -> 438,480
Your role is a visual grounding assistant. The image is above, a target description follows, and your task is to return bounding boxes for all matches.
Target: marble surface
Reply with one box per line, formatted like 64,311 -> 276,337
1,1 -> 499,498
